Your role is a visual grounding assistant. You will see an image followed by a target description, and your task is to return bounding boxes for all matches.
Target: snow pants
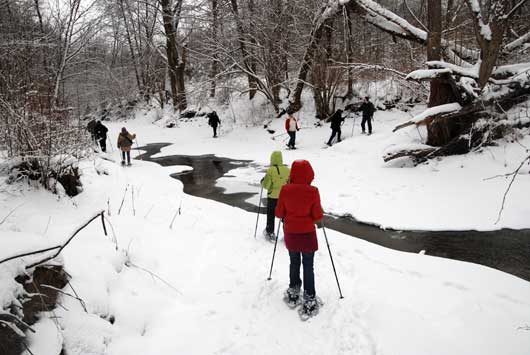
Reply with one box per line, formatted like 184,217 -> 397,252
287,131 -> 296,148
266,198 -> 278,234
121,151 -> 131,164
289,251 -> 315,297
212,125 -> 218,137
327,128 -> 341,145
361,115 -> 372,134
99,138 -> 107,152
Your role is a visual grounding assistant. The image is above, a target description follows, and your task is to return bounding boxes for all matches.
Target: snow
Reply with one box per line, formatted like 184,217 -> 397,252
1,151 -> 530,355
406,68 -> 452,80
1,98 -> 530,354
409,103 -> 462,124
426,60 -> 480,79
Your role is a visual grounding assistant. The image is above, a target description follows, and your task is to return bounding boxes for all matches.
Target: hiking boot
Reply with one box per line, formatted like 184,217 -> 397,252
263,230 -> 276,242
121,161 -> 125,166
284,287 -> 301,308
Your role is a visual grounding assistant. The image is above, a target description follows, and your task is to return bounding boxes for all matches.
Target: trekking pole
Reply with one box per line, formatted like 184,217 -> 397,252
321,219 -> 344,299
134,139 -> 142,160
267,220 -> 282,280
253,184 -> 264,239
351,115 -> 356,137
271,132 -> 288,141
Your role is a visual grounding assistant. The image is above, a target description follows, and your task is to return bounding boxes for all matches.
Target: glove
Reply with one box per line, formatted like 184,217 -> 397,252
316,221 -> 323,229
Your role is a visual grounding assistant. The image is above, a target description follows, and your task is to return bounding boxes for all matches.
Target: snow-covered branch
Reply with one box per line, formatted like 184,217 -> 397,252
393,103 -> 462,132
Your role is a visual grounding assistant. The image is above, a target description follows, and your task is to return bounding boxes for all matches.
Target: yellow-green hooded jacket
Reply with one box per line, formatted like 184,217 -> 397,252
261,151 -> 290,199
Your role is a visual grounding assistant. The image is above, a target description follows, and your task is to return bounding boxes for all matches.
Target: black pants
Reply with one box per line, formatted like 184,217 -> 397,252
98,138 -> 107,152
287,131 -> 296,148
266,198 -> 277,234
361,116 -> 372,134
212,125 -> 218,137
121,151 -> 131,164
327,128 -> 341,145
289,251 -> 315,297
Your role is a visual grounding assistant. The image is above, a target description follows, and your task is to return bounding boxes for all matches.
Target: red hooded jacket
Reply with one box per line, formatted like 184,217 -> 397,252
275,160 -> 323,252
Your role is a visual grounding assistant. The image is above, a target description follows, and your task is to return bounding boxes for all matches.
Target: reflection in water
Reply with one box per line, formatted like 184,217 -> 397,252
137,143 -> 530,281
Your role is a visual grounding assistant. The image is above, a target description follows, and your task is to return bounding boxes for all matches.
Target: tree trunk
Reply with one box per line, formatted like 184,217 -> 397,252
426,0 -> 458,146
209,0 -> 219,98
229,0 -> 257,99
119,0 -> 142,92
160,0 -> 187,111
289,14 -> 334,113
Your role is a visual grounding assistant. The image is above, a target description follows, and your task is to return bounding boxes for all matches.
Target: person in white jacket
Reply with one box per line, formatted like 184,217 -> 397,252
285,114 -> 299,149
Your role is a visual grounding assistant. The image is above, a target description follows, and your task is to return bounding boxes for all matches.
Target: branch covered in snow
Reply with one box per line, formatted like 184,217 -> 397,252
504,31 -> 530,52
393,103 -> 462,132
405,69 -> 452,81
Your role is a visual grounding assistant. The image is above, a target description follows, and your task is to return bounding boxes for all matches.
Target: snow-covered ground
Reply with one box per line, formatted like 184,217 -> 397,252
115,103 -> 530,231
1,101 -> 530,355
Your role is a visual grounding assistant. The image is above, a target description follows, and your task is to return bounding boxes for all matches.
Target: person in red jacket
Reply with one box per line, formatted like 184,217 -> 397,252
285,113 -> 299,149
275,159 -> 323,316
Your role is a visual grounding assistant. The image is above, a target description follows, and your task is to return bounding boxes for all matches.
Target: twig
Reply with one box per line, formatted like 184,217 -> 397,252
0,202 -> 26,225
495,155 -> 530,224
144,204 -> 155,219
117,184 -> 129,215
26,211 -> 106,268
131,185 -> 136,216
169,200 -> 182,229
0,312 -> 35,333
127,262 -> 183,296
43,216 -> 51,235
103,215 -> 119,250
22,341 -> 36,355
107,198 -> 111,216
0,245 -> 61,265
41,285 -> 88,313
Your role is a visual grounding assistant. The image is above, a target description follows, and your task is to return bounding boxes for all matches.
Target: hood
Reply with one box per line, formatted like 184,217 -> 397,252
289,160 -> 314,185
270,151 -> 283,166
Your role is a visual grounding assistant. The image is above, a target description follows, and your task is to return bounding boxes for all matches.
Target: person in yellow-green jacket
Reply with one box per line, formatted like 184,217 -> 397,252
261,151 -> 290,241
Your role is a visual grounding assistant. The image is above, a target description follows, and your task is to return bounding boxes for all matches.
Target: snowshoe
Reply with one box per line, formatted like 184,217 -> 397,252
120,161 -> 126,166
263,230 -> 276,242
283,288 -> 301,309
298,294 -> 323,321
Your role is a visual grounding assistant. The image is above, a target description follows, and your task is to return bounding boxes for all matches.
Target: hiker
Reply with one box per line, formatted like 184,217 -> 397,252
208,111 -> 221,138
359,96 -> 375,135
261,151 -> 290,241
94,120 -> 108,152
86,119 -> 97,143
117,127 -> 136,166
276,159 -> 323,317
326,109 -> 345,146
285,113 -> 299,149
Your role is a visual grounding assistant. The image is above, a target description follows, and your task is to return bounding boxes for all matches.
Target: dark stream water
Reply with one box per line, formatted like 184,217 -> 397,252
137,143 -> 530,282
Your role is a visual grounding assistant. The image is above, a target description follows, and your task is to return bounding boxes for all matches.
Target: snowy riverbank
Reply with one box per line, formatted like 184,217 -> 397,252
1,152 -> 530,355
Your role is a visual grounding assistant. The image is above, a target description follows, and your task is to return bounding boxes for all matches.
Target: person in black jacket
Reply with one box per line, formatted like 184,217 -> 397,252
326,109 -> 345,146
359,97 -> 375,135
94,120 -> 109,152
207,111 -> 221,138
